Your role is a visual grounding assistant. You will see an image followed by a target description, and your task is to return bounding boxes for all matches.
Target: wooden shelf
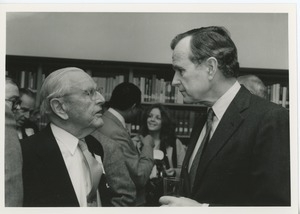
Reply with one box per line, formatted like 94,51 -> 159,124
6,55 -> 289,133
141,102 -> 206,108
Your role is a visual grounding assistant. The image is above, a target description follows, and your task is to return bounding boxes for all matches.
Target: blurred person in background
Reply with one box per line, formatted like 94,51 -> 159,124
93,82 -> 154,206
237,75 -> 267,99
5,77 -> 23,206
15,88 -> 39,139
133,103 -> 186,206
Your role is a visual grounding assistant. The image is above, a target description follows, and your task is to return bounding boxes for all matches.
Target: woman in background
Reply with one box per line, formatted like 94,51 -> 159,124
133,103 -> 186,206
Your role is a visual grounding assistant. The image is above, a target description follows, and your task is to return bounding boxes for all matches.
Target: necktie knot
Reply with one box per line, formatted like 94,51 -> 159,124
78,139 -> 88,152
206,108 -> 214,130
207,108 -> 214,121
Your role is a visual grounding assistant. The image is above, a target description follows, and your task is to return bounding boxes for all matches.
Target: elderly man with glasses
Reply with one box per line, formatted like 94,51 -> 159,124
21,67 -> 114,207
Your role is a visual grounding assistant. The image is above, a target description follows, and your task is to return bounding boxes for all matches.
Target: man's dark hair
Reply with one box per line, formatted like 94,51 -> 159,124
108,82 -> 141,111
19,88 -> 36,99
171,26 -> 239,77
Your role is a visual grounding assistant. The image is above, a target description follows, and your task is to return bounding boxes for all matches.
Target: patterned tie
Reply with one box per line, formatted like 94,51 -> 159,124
78,139 -> 102,206
189,108 -> 214,189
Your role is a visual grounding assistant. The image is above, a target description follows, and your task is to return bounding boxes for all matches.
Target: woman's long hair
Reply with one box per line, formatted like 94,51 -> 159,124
139,103 -> 177,151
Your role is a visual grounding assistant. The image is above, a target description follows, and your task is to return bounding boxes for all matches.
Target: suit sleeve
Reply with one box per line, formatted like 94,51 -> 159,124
112,131 -> 154,187
251,107 -> 290,205
101,136 -> 137,206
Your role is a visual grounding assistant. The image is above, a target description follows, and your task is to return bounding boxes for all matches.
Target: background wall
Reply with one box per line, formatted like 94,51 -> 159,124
6,12 -> 288,69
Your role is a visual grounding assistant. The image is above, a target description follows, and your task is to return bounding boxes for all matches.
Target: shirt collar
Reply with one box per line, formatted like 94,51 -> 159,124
108,108 -> 126,128
50,123 -> 79,155
212,81 -> 241,121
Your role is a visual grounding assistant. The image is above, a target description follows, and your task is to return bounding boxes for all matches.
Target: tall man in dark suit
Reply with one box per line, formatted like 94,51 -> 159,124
21,67 -> 107,207
159,26 -> 290,206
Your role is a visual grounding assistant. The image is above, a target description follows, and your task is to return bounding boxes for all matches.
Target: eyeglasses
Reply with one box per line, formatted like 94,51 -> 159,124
5,97 -> 21,111
62,87 -> 102,101
82,88 -> 102,101
18,106 -> 31,114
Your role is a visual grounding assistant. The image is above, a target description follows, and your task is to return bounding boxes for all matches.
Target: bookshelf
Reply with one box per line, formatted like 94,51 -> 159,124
6,55 -> 289,144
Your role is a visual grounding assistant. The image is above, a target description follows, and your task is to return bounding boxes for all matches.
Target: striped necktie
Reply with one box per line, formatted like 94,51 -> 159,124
78,139 -> 102,206
189,108 -> 214,189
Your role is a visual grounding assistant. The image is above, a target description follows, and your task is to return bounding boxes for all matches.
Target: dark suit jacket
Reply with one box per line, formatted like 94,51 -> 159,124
181,86 -> 290,206
19,120 -> 39,139
98,110 -> 154,206
21,124 -> 107,207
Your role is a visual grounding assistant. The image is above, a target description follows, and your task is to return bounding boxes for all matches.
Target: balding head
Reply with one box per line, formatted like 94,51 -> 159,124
238,75 -> 267,99
40,67 -> 87,116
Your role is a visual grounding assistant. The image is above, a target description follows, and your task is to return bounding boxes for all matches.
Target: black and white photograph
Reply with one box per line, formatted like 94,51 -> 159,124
1,2 -> 298,214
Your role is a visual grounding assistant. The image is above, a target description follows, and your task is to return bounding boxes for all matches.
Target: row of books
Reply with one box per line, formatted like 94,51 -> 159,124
14,71 -> 289,110
15,70 -> 46,90
92,75 -> 125,101
93,75 -> 186,104
132,76 -> 184,104
267,83 -> 289,108
129,109 -> 204,137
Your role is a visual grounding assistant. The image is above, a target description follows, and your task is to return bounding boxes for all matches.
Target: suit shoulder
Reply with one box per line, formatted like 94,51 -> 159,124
91,130 -> 119,151
21,128 -> 47,147
90,131 -> 113,144
250,94 -> 288,111
247,95 -> 289,122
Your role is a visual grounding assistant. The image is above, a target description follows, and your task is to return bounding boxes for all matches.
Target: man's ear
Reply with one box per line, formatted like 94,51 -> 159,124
206,57 -> 218,80
50,98 -> 69,120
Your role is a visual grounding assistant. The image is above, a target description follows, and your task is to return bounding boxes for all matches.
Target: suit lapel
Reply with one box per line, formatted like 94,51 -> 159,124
192,86 -> 251,194
36,125 -> 79,205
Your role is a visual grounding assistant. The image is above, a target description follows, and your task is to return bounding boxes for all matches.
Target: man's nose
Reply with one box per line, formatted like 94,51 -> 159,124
172,72 -> 180,86
95,91 -> 105,105
24,111 -> 30,119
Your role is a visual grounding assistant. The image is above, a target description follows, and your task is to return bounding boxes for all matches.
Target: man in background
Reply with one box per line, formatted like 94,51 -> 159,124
160,26 -> 290,206
93,82 -> 154,206
5,77 -> 23,206
15,88 -> 39,139
21,67 -> 106,206
237,74 -> 267,99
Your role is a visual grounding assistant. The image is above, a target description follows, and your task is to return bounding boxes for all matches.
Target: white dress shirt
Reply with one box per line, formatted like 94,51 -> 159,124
188,81 -> 241,171
50,123 -> 94,207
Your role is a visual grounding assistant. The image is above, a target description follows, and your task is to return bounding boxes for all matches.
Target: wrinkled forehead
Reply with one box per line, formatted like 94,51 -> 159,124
64,70 -> 96,90
172,36 -> 192,63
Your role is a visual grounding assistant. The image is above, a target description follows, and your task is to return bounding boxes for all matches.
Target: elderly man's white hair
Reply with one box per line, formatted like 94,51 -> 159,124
39,67 -> 85,116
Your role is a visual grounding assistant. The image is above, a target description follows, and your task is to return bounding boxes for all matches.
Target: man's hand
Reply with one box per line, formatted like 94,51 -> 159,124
159,196 -> 208,207
165,168 -> 176,177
